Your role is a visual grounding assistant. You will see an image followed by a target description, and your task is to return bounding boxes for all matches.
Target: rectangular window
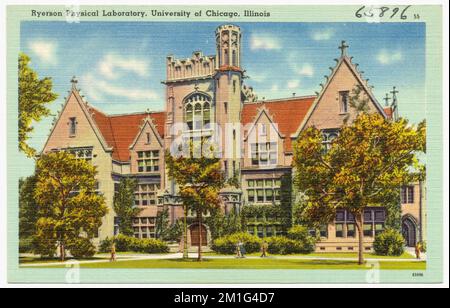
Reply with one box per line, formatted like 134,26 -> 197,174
137,151 -> 160,173
375,223 -> 384,236
134,184 -> 160,206
347,223 -> 356,237
320,225 -> 328,238
336,224 -> 344,238
363,224 -> 373,237
401,186 -> 415,204
246,178 -> 283,204
250,142 -> 278,166
69,117 -> 77,135
339,91 -> 349,113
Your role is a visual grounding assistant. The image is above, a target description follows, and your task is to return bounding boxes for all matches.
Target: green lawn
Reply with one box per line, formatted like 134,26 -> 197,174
38,257 -> 425,270
203,251 -> 415,259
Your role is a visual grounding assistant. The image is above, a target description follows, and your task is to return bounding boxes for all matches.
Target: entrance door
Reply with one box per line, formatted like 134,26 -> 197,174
190,224 -> 207,247
402,218 -> 417,247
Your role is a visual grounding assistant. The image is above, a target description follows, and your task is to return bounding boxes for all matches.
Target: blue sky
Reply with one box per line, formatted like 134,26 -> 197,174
19,21 -> 426,177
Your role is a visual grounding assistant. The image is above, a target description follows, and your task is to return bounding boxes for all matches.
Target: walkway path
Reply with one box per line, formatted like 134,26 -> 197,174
20,252 -> 426,268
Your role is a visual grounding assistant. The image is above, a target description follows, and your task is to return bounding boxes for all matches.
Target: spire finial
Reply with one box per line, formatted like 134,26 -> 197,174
338,40 -> 349,57
383,93 -> 391,107
70,76 -> 78,90
390,86 -> 399,100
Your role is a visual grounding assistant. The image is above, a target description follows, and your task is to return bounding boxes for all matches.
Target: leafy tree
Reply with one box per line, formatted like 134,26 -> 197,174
156,207 -> 170,239
293,113 -> 425,264
165,141 -> 225,261
34,151 -> 108,261
18,53 -> 58,157
19,176 -> 39,241
113,177 -> 141,236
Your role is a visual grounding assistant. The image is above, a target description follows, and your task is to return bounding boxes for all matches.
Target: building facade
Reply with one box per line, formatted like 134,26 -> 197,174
41,24 -> 423,252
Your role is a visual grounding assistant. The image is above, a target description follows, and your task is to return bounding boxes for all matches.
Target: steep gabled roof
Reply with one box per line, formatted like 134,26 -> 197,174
292,55 -> 388,138
89,108 -> 166,162
241,96 -> 316,152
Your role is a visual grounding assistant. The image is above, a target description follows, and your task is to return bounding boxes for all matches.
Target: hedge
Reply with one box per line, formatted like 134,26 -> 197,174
68,238 -> 96,258
211,232 -> 262,254
99,235 -> 169,254
373,228 -> 405,256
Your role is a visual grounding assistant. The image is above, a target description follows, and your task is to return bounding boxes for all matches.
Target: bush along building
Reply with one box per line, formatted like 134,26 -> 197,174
40,24 -> 425,252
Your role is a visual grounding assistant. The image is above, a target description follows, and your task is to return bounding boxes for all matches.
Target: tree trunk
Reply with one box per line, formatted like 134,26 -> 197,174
60,240 -> 65,262
355,212 -> 364,265
197,212 -> 203,262
183,206 -> 189,259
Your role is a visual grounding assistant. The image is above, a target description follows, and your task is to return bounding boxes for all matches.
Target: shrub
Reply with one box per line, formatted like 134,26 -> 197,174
100,234 -> 169,254
267,236 -> 301,255
19,237 -> 34,253
99,237 -> 114,253
211,232 -> 262,254
287,225 -> 316,253
418,241 -> 427,253
140,238 -> 170,254
373,228 -> 405,256
32,236 -> 57,258
68,238 -> 96,258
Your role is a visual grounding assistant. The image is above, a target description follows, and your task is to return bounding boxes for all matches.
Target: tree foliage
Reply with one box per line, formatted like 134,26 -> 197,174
18,53 -> 58,157
113,177 -> 142,237
293,112 -> 425,264
156,207 -> 170,240
34,151 -> 108,260
165,141 -> 225,261
19,175 -> 39,240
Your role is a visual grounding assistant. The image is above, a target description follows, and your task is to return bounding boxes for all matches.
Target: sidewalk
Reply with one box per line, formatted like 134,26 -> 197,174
20,252 -> 425,268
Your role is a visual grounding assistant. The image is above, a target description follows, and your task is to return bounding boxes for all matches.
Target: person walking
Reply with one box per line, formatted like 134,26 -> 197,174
235,242 -> 241,258
110,242 -> 117,262
415,242 -> 422,260
239,242 -> 246,258
260,240 -> 268,258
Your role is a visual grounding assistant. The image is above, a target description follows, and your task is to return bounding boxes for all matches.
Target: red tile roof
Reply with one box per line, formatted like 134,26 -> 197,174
241,96 -> 316,152
384,107 -> 393,119
90,107 -> 166,162
87,96 -> 314,161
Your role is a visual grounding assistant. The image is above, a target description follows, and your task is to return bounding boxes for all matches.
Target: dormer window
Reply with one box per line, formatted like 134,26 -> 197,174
340,91 -> 349,113
69,117 -> 77,136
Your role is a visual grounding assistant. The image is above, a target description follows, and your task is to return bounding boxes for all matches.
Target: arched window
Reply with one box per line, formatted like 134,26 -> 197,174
183,93 -> 212,131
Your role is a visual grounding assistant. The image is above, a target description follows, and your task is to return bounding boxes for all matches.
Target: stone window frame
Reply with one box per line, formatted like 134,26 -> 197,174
134,183 -> 160,206
401,185 -> 415,204
250,141 -> 278,166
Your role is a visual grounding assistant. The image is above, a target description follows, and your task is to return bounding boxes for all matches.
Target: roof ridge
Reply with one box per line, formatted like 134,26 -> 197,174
245,95 -> 316,105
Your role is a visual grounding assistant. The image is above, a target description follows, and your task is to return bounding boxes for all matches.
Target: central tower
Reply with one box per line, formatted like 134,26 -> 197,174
214,24 -> 244,181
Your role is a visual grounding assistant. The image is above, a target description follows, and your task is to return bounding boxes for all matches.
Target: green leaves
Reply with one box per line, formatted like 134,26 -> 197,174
18,53 -> 58,157
113,178 -> 141,236
33,151 -> 108,259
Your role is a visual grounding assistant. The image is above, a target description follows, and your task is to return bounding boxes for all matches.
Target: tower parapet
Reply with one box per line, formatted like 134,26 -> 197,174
215,24 -> 242,69
165,51 -> 216,82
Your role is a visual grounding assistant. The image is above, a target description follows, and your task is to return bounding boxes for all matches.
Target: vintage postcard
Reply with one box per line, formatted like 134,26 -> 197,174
4,3 -> 446,287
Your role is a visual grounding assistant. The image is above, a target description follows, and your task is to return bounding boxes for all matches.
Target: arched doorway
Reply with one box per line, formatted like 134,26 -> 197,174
190,223 -> 208,247
402,216 -> 417,247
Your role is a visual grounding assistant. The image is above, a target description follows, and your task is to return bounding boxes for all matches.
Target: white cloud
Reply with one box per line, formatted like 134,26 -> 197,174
270,84 -> 279,92
377,49 -> 403,65
311,29 -> 335,41
287,80 -> 300,89
296,63 -> 314,77
250,34 -> 281,50
250,72 -> 267,83
81,73 -> 159,102
28,40 -> 58,65
98,53 -> 150,79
